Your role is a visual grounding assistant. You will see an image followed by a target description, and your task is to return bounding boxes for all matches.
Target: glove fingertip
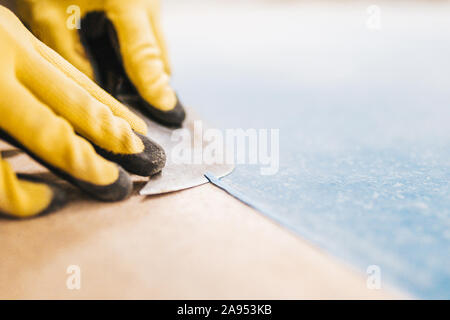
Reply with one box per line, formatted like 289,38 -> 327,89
132,117 -> 148,135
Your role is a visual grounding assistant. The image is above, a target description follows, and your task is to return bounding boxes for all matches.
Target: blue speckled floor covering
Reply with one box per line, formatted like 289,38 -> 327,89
166,1 -> 450,298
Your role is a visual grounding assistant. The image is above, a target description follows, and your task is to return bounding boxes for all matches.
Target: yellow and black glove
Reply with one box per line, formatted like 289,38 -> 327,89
0,6 -> 165,218
17,0 -> 186,127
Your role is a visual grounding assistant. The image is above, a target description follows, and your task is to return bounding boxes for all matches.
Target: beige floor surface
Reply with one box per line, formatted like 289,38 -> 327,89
0,142 -> 399,299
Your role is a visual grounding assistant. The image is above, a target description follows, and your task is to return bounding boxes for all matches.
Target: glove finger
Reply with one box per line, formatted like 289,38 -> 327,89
107,8 -> 177,111
17,42 -> 166,177
33,37 -> 148,135
148,3 -> 172,76
78,11 -> 185,128
22,7 -> 95,81
0,155 -> 66,218
0,81 -> 132,201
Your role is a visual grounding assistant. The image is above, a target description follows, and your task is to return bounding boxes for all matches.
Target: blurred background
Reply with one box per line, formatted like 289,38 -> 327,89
163,0 -> 450,298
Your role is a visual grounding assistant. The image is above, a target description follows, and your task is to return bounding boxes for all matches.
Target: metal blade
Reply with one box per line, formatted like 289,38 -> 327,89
127,104 -> 234,196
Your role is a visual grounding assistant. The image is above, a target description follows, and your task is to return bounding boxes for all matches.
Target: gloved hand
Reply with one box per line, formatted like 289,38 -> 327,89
0,6 -> 166,218
17,0 -> 186,127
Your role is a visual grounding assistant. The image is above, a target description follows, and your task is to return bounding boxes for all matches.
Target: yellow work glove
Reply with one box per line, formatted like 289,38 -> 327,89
17,0 -> 186,127
0,6 -> 166,218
